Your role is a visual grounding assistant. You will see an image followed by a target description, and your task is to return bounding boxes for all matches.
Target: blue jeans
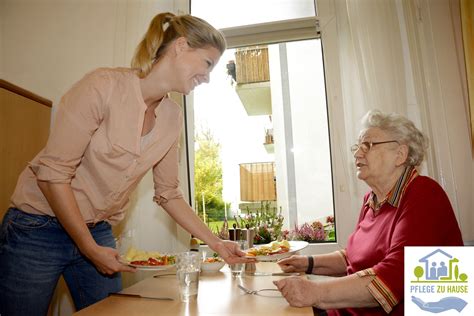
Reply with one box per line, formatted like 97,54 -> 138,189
0,208 -> 122,316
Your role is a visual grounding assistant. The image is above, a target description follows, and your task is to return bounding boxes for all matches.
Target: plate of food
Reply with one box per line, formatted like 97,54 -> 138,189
121,247 -> 176,271
245,240 -> 309,262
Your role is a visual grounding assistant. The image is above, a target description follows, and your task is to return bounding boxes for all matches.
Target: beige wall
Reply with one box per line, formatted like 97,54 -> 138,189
0,0 -> 186,105
0,1 -> 189,315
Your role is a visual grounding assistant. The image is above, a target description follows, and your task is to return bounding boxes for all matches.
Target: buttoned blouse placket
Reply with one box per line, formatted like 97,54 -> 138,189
107,79 -> 150,207
109,92 -> 167,207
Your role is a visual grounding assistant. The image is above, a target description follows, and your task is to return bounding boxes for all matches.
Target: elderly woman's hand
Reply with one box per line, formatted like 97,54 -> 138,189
277,255 -> 308,273
273,277 -> 320,307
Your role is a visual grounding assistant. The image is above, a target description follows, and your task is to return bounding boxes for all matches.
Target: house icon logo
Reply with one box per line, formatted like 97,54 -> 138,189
405,247 -> 473,315
412,249 -> 468,282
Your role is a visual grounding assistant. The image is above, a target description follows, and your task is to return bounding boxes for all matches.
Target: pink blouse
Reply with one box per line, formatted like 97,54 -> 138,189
11,68 -> 184,225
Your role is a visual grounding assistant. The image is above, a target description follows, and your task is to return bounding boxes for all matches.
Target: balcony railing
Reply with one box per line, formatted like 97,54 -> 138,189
232,46 -> 272,116
235,46 -> 270,84
239,162 -> 276,202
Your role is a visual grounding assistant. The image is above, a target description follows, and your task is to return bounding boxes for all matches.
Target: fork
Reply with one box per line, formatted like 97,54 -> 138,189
237,284 -> 280,295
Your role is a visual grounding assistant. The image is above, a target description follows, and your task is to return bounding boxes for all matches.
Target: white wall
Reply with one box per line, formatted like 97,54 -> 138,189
287,40 -> 333,225
270,40 -> 334,227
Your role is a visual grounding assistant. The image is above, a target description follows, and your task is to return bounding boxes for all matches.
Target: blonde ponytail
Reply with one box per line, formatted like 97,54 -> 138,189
131,12 -> 175,78
131,12 -> 226,78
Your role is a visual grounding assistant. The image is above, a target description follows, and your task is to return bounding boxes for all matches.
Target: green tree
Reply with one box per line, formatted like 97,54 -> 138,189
194,127 -> 226,223
414,266 -> 424,281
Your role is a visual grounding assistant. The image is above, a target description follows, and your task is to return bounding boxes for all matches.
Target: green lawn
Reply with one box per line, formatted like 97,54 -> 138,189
206,219 -> 237,232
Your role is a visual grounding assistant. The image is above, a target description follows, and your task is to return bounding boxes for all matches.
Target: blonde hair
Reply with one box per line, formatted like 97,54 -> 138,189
360,109 -> 429,166
131,12 -> 227,78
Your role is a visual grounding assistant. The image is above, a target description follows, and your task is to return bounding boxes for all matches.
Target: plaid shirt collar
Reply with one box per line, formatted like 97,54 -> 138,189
365,166 -> 418,211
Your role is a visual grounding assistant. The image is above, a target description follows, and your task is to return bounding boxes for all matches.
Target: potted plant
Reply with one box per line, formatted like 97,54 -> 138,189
237,202 -> 284,244
285,215 -> 335,243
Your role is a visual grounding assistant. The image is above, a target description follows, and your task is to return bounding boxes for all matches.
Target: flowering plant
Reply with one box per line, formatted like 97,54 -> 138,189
286,215 -> 335,243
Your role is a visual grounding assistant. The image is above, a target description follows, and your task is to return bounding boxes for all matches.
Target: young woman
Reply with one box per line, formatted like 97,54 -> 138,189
0,12 -> 251,316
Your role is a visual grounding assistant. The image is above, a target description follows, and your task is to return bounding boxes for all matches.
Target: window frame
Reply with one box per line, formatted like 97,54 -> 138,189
185,3 -> 353,254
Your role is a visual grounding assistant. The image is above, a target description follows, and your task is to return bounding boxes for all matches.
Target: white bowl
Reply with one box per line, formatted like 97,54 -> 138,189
201,261 -> 225,273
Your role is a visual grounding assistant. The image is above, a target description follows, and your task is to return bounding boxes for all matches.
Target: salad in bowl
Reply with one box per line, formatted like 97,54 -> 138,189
201,253 -> 225,272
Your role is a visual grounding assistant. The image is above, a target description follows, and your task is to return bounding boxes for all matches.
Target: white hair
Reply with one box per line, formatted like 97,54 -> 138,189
360,109 -> 428,166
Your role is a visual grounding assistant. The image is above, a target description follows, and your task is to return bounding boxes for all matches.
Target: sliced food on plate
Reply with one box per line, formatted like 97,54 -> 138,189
245,240 -> 308,261
123,247 -> 176,268
246,240 -> 291,257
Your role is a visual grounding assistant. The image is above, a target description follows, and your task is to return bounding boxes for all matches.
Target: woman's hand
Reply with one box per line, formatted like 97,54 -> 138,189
84,245 -> 136,275
37,182 -> 136,275
211,240 -> 255,264
277,255 -> 309,273
273,277 -> 320,307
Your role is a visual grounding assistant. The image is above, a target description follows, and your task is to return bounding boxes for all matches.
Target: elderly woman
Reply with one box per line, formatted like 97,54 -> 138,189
274,110 -> 463,315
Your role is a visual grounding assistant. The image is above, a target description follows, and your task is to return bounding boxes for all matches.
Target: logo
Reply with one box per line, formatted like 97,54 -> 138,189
405,247 -> 474,315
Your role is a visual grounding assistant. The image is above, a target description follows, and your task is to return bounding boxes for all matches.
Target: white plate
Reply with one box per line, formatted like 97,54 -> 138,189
247,241 -> 309,262
127,263 -> 175,271
119,255 -> 176,271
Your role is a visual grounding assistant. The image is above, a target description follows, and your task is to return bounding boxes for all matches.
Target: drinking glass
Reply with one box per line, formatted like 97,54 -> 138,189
229,240 -> 247,278
176,251 -> 201,302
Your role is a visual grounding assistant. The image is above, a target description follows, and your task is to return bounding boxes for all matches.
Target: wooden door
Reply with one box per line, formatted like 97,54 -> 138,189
0,80 -> 51,220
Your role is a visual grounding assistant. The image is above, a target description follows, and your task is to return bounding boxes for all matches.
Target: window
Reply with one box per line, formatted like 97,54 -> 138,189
191,0 -> 315,29
190,1 -> 338,247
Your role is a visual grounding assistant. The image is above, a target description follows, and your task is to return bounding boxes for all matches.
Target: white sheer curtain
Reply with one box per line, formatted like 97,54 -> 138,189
334,0 -> 410,203
319,0 -> 472,242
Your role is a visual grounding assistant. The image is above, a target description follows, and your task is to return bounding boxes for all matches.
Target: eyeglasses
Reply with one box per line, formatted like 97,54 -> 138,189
350,140 -> 399,154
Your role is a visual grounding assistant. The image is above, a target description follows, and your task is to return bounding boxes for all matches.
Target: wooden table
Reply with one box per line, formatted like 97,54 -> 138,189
74,263 -> 313,316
